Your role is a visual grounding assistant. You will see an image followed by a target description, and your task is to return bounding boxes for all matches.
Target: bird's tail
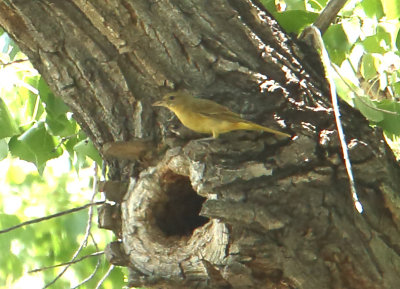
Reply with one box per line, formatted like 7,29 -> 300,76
239,121 -> 290,138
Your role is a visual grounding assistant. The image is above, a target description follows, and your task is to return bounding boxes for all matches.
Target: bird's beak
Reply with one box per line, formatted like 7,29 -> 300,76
152,100 -> 165,107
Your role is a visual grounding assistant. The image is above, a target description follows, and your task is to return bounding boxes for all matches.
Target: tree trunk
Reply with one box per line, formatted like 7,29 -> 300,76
2,0 -> 400,288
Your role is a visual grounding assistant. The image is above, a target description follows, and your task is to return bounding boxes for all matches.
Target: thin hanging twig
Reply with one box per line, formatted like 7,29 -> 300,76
70,233 -> 103,289
301,26 -> 363,213
95,265 -> 115,289
28,251 -> 104,274
44,163 -> 102,288
0,58 -> 30,67
0,201 -> 105,234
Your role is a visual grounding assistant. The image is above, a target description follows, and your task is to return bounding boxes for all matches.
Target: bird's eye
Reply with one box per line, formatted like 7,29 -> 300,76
168,95 -> 175,101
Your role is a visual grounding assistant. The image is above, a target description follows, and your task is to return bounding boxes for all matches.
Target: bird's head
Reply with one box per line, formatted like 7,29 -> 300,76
152,92 -> 191,109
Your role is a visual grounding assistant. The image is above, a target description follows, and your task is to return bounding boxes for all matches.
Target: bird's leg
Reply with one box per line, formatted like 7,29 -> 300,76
195,130 -> 219,142
191,130 -> 218,143
195,136 -> 215,142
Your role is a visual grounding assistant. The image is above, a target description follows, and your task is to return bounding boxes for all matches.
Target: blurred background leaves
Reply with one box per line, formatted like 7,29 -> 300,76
0,29 -> 125,289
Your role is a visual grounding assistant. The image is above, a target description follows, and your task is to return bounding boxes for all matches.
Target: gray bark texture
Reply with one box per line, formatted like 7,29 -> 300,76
2,0 -> 400,288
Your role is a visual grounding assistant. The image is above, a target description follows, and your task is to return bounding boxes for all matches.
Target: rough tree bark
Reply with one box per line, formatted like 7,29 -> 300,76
2,0 -> 400,288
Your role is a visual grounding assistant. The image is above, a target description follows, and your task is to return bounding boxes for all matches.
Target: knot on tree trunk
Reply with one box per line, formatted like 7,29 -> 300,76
121,147 -> 230,288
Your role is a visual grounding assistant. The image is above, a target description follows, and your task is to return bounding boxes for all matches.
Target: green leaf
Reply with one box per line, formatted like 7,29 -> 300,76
23,76 -> 45,121
373,100 -> 400,136
353,95 -> 384,122
0,214 -> 25,284
341,18 -> 361,44
2,253 -> 23,284
396,28 -> 400,51
73,139 -> 102,165
0,139 -> 8,160
308,0 -> 328,11
361,53 -> 379,80
0,214 -> 20,238
360,0 -> 384,19
323,24 -> 351,65
393,81 -> 400,97
361,29 -> 391,53
381,0 -> 400,20
25,94 -> 45,122
38,77 -> 78,138
38,77 -> 69,116
64,210 -> 88,237
8,121 -> 62,173
335,79 -> 354,103
46,113 -> 77,137
260,0 -> 277,13
0,98 -> 20,138
280,0 -> 306,10
63,135 -> 79,157
274,10 -> 318,34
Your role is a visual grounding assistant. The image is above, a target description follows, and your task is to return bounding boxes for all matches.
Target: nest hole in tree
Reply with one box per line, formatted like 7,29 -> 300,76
153,171 -> 209,237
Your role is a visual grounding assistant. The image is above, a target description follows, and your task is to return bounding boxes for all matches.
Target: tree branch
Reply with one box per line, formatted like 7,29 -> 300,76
0,201 -> 105,234
28,251 -> 104,274
314,0 -> 348,34
44,163 -> 101,288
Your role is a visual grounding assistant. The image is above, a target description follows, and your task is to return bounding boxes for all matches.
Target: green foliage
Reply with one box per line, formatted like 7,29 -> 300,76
265,0 -> 400,140
0,97 -> 19,138
274,10 -> 319,34
0,31 -> 100,173
0,30 -> 125,288
9,121 -> 62,174
74,139 -> 102,169
361,27 -> 392,54
0,160 -> 127,288
0,139 -> 8,160
381,0 -> 400,20
360,53 -> 379,80
261,0 -> 318,34
372,100 -> 400,136
323,24 -> 352,64
361,0 -> 384,19
353,95 -> 384,122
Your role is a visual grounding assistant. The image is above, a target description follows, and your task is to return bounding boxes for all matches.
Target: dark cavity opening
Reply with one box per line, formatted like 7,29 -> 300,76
154,172 -> 209,237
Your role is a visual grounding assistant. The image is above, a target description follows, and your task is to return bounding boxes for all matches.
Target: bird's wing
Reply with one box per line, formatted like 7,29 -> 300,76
192,98 -> 243,121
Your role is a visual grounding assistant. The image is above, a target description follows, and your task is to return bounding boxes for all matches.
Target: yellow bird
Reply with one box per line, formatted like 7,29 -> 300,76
153,92 -> 291,139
